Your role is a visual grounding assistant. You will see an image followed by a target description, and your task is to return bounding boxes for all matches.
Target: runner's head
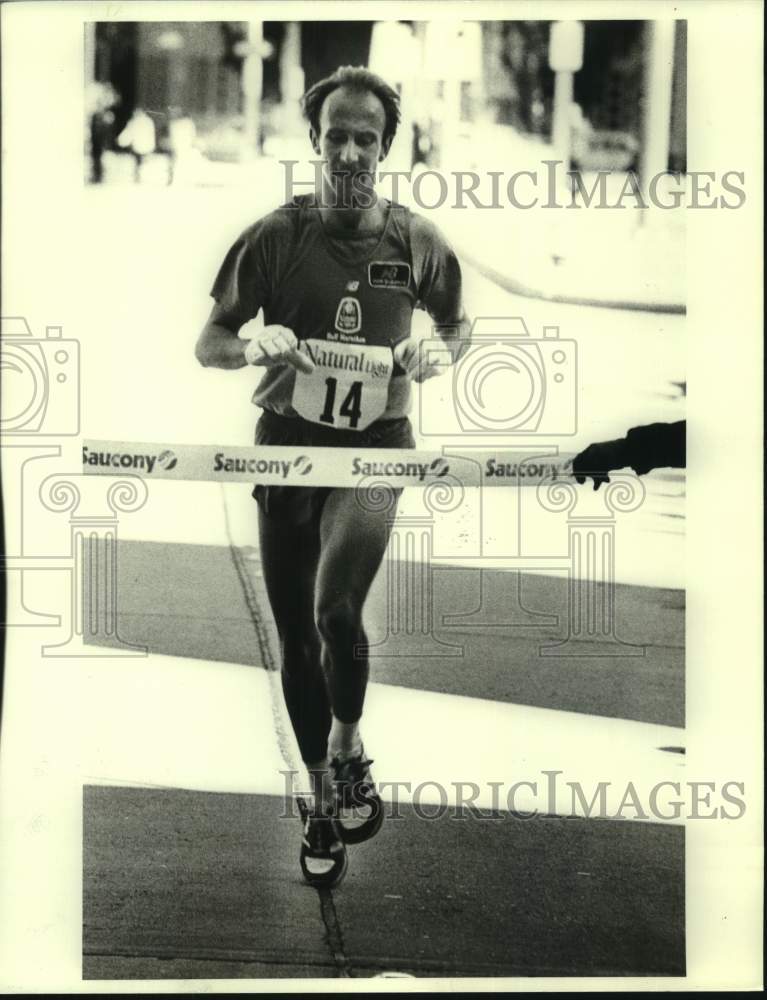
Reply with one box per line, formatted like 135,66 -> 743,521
301,66 -> 400,209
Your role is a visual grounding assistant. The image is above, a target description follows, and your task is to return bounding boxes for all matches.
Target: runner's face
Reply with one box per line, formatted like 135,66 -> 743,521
312,86 -> 390,208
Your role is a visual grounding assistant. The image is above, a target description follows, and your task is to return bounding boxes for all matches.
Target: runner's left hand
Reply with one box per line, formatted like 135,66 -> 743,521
393,337 -> 452,383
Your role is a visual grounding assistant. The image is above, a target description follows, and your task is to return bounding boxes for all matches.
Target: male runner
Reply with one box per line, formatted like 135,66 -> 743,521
196,66 -> 469,886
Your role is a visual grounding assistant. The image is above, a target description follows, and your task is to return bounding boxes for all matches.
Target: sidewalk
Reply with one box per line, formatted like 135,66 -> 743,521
426,125 -> 686,314
433,193 -> 686,315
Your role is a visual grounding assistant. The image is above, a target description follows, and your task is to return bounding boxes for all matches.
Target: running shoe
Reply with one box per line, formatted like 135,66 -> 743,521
297,797 -> 348,888
330,746 -> 384,844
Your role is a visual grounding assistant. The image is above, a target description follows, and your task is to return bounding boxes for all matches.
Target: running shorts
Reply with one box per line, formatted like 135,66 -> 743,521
252,408 -> 416,523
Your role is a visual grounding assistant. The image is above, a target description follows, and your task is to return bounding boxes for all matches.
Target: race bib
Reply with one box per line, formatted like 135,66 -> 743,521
291,339 -> 393,431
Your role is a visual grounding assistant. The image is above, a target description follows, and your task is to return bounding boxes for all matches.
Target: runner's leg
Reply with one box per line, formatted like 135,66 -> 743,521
257,510 -> 331,770
314,487 -> 401,732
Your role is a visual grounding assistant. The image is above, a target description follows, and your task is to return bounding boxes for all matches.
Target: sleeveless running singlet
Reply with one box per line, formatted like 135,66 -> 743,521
210,194 -> 463,430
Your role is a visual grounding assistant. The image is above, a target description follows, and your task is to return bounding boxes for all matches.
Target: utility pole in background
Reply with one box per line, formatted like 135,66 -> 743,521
638,20 -> 676,206
422,21 -> 482,169
279,22 -> 305,136
369,21 -> 420,171
548,20 -> 585,171
240,20 -> 264,160
84,23 -> 95,91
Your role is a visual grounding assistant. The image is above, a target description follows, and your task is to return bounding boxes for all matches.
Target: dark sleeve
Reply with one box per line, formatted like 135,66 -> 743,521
625,421 -> 686,474
209,222 -> 272,323
410,215 -> 464,324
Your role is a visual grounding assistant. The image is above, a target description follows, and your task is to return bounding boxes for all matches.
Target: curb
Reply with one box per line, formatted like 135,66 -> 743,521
457,247 -> 687,315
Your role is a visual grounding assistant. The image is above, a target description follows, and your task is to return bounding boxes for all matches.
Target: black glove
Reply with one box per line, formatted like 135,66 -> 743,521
572,438 -> 630,491
573,422 -> 685,490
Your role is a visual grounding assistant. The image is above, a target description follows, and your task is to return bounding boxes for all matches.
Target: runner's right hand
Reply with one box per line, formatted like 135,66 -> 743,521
244,325 -> 315,374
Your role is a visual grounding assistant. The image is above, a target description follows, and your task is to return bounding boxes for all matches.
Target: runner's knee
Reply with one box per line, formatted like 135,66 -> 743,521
281,633 -> 321,675
315,598 -> 362,646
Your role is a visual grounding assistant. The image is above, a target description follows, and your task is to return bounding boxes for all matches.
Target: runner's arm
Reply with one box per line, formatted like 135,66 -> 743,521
430,311 -> 472,365
198,221 -> 298,371
393,312 -> 471,383
196,302 -> 315,373
414,215 -> 471,364
195,301 -> 249,369
396,268 -> 470,382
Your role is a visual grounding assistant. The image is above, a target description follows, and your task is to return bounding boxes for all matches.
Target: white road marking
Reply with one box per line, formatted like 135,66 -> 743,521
75,650 -> 684,826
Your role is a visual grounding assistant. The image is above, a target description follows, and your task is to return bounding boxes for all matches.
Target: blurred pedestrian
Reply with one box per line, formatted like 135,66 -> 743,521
569,103 -> 594,170
167,108 -> 198,186
86,82 -> 119,184
572,420 -> 686,490
411,117 -> 432,167
117,107 -> 156,183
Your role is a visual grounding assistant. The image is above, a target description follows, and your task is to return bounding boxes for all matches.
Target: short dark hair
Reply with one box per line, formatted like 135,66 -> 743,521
301,66 -> 401,146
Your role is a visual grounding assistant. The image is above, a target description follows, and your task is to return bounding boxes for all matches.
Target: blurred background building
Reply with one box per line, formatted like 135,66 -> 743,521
84,18 -> 686,185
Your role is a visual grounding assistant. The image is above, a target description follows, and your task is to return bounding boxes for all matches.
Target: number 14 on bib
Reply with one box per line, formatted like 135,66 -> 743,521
291,339 -> 394,431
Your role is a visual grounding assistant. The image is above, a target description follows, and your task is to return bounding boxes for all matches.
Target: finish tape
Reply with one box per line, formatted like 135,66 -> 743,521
82,440 -> 576,488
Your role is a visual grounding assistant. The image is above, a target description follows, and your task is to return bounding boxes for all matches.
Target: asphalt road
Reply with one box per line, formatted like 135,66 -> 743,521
83,784 -> 684,980
82,533 -> 685,979
99,539 -> 684,727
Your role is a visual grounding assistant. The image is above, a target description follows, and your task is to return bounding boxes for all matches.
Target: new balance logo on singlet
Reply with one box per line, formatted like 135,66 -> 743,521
368,261 -> 411,288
